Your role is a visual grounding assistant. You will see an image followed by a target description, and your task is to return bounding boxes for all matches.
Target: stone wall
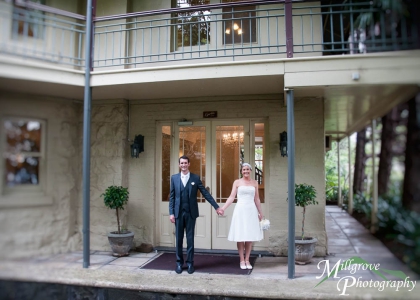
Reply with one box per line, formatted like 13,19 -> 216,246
267,97 -> 327,256
78,101 -> 130,251
0,92 -> 81,259
0,93 -> 326,257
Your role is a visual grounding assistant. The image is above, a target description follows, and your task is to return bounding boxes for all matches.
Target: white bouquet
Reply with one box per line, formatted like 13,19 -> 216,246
260,218 -> 270,231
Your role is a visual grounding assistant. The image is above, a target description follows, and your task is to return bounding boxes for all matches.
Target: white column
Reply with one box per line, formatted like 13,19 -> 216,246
348,135 -> 353,215
371,120 -> 378,233
337,140 -> 342,207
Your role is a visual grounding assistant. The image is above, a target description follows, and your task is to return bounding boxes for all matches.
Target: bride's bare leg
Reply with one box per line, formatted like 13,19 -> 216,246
244,241 -> 253,262
244,242 -> 253,269
237,242 -> 245,262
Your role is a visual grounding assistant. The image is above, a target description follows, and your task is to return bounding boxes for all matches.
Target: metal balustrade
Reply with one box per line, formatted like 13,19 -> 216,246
93,5 -> 287,68
293,1 -> 419,55
0,0 -> 85,68
0,0 -> 418,70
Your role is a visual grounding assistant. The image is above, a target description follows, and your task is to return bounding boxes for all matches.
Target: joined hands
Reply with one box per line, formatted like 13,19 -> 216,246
216,208 -> 224,216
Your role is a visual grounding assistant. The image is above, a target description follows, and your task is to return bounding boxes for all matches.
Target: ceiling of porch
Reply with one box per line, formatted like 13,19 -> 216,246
295,84 -> 419,141
1,52 -> 419,141
2,76 -> 416,142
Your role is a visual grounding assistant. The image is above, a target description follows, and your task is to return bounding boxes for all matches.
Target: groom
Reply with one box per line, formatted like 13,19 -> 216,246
169,155 -> 224,274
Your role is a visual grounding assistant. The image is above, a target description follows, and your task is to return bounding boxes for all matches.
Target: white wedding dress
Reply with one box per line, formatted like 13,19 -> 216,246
228,186 -> 263,242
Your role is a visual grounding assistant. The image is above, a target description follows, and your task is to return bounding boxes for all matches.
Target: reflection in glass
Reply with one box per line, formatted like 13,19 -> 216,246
179,126 -> 206,202
12,0 -> 46,39
161,126 -> 172,201
176,0 -> 211,48
222,0 -> 256,44
255,123 -> 264,203
216,126 -> 244,203
4,119 -> 42,186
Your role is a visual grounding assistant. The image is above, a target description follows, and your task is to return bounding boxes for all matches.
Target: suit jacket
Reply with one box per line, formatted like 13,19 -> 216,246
169,172 -> 219,219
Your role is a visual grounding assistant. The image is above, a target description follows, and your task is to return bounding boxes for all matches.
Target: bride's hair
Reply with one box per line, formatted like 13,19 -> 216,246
241,163 -> 252,171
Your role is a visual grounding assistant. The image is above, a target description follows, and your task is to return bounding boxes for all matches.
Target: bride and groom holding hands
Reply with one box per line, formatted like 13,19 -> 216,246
169,155 -> 264,274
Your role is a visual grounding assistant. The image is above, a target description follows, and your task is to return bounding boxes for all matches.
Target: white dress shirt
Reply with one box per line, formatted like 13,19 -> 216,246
181,172 -> 190,187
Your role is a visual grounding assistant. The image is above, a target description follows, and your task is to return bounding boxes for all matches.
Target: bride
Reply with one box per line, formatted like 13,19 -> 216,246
221,163 -> 264,270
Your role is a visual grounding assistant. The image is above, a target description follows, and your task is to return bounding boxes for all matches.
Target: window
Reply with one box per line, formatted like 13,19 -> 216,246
2,118 -> 46,195
12,0 -> 45,39
254,122 -> 264,202
161,126 -> 172,202
222,0 -> 256,44
175,0 -> 211,48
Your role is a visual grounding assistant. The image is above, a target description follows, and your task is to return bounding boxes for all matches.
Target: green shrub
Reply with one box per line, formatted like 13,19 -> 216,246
101,186 -> 129,234
294,183 -> 318,240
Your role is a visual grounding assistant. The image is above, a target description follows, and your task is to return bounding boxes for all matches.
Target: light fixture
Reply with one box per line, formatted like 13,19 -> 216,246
237,29 -> 242,35
233,23 -> 239,30
225,28 -> 231,34
352,72 -> 360,80
223,131 -> 244,148
178,118 -> 193,126
130,134 -> 144,158
280,131 -> 287,157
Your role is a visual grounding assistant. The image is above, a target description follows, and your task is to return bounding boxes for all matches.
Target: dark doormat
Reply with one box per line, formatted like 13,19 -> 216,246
141,252 -> 256,275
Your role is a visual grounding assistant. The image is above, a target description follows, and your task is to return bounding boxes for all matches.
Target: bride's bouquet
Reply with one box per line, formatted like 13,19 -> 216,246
260,218 -> 270,231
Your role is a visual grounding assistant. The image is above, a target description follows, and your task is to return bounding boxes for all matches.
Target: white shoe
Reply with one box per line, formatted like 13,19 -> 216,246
240,261 -> 246,269
245,261 -> 253,269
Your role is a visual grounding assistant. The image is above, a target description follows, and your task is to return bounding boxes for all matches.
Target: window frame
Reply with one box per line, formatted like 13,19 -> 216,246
250,119 -> 266,203
11,0 -> 46,41
173,0 -> 212,50
158,123 -> 173,203
0,116 -> 51,207
221,0 -> 257,45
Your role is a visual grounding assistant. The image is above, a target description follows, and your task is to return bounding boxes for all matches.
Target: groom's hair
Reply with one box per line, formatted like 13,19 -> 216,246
179,155 -> 190,163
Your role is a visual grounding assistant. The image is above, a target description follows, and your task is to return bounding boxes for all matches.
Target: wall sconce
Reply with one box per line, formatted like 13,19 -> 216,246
130,134 -> 144,158
280,131 -> 287,157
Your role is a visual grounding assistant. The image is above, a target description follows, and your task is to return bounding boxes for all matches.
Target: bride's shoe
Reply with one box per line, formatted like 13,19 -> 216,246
240,261 -> 246,269
245,261 -> 253,269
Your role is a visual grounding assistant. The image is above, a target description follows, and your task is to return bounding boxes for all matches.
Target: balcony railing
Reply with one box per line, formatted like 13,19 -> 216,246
0,0 -> 85,68
0,0 -> 418,70
93,2 -> 291,68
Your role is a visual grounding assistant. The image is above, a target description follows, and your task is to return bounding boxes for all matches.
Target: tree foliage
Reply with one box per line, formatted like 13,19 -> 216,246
295,183 -> 318,208
325,138 -> 351,202
102,186 -> 129,234
176,0 -> 210,47
294,183 -> 318,240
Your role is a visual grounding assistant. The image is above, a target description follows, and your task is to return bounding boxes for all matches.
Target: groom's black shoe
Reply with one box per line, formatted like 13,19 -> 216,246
175,263 -> 183,274
187,263 -> 195,274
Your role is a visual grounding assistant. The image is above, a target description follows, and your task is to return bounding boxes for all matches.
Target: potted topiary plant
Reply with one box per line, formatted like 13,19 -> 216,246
294,183 -> 318,264
101,185 -> 134,257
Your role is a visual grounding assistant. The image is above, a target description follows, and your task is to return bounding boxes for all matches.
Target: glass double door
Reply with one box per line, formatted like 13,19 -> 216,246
174,120 -> 249,250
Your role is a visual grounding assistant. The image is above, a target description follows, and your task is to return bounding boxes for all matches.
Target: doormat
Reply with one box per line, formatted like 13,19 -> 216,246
141,252 -> 256,275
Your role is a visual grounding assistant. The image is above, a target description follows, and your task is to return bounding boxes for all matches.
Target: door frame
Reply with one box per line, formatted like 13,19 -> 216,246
156,118 -> 269,250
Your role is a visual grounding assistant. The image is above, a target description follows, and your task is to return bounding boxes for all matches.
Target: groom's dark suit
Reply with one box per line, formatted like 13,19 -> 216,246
169,172 -> 219,268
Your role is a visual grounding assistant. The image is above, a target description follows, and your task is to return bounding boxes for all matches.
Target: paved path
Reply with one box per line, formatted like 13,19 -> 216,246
0,206 -> 418,299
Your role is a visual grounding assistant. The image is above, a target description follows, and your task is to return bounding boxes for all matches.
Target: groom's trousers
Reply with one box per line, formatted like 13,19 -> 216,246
175,210 -> 196,265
